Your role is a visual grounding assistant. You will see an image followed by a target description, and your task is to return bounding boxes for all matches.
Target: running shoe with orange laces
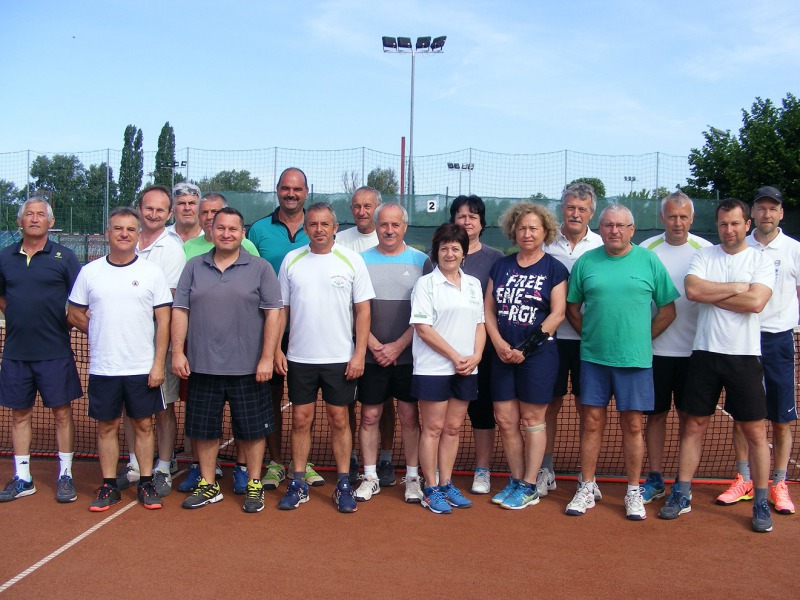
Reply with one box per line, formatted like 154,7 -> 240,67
769,480 -> 795,515
716,474 -> 754,505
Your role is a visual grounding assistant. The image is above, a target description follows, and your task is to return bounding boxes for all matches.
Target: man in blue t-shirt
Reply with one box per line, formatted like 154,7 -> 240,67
0,198 -> 83,504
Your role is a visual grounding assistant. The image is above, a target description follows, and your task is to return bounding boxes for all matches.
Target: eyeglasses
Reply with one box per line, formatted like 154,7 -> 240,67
600,222 -> 633,230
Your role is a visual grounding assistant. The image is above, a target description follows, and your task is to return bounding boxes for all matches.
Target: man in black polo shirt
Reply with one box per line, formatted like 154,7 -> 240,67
0,197 -> 83,503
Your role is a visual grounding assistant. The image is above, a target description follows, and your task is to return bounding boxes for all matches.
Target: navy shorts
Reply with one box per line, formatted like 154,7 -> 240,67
467,348 -> 496,430
682,351 -> 767,422
554,338 -> 581,397
358,363 -> 414,405
579,361 -> 654,412
287,361 -> 357,407
761,331 -> 797,423
646,355 -> 690,415
88,374 -> 165,422
491,338 -> 558,405
185,373 -> 274,441
0,356 -> 82,410
411,374 -> 478,402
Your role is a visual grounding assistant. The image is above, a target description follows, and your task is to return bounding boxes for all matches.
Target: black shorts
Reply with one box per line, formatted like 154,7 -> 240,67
646,355 -> 690,415
287,361 -> 357,407
185,373 -> 274,441
467,348 -> 496,430
554,338 -> 581,397
270,332 -> 290,389
88,374 -> 165,422
357,363 -> 414,405
682,351 -> 767,422
0,357 -> 82,410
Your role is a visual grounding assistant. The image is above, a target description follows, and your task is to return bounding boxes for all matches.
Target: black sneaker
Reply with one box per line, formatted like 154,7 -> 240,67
89,483 -> 122,512
378,460 -> 396,487
138,480 -> 163,510
182,478 -> 223,509
243,480 -> 265,513
56,475 -> 78,503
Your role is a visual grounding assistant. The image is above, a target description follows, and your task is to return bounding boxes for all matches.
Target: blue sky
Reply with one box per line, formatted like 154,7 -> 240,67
1,0 -> 798,160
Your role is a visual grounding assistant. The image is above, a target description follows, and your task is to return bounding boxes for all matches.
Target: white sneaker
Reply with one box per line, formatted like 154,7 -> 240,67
625,489 -> 646,521
215,462 -> 224,478
577,474 -> 602,501
565,484 -> 596,516
471,468 -> 491,494
535,468 -> 556,497
354,475 -> 380,502
403,476 -> 424,503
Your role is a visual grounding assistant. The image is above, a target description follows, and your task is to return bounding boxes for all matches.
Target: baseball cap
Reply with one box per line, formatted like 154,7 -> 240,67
173,182 -> 202,197
754,186 -> 783,204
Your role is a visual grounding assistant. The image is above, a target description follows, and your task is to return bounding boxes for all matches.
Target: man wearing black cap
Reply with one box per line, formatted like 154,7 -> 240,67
716,186 -> 800,515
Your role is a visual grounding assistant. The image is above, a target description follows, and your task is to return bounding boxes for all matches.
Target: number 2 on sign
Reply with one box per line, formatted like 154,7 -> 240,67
427,200 -> 438,212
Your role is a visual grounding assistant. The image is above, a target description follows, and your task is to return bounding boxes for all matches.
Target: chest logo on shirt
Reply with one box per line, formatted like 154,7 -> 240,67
132,280 -> 140,287
330,275 -> 347,288
494,273 -> 547,325
55,252 -> 62,259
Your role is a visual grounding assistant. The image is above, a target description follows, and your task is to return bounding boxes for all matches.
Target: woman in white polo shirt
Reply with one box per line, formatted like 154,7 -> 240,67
410,223 -> 486,514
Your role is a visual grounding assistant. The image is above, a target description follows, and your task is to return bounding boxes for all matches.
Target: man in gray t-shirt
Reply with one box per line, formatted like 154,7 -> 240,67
172,208 -> 283,513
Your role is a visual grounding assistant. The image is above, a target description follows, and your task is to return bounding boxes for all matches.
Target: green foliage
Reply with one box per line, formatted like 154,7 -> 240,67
626,186 -> 671,200
0,179 -> 22,229
197,169 -> 260,193
86,163 -> 118,213
529,192 -> 548,200
154,122 -> 177,187
119,125 -> 143,206
687,93 -> 800,205
367,167 -> 399,195
568,177 -> 606,198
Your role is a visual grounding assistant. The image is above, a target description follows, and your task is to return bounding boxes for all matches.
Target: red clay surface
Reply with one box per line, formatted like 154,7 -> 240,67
0,457 -> 796,599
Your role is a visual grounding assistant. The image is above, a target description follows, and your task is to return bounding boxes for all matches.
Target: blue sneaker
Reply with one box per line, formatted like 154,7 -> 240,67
0,476 -> 36,502
333,479 -> 358,513
440,480 -> 472,508
501,481 -> 539,510
658,488 -> 691,520
422,486 -> 451,514
233,465 -> 248,495
640,473 -> 665,504
178,463 -> 202,493
752,499 -> 773,533
278,479 -> 309,510
491,477 -> 518,505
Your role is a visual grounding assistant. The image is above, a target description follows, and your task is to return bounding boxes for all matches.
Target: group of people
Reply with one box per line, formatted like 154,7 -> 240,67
0,169 -> 796,532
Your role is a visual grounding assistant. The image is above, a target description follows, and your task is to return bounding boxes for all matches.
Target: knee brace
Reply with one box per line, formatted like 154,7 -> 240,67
524,423 -> 546,433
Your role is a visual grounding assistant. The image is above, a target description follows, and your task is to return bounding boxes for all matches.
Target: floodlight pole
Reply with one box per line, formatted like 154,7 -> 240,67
409,49 -> 416,201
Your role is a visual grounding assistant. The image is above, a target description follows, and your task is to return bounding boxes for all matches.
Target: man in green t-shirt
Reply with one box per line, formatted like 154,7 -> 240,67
184,193 -> 260,260
564,204 -> 678,521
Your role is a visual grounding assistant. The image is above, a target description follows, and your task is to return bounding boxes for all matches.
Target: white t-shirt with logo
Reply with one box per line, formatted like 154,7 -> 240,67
335,227 -> 378,253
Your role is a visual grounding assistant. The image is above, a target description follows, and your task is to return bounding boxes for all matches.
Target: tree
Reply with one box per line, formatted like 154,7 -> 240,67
687,93 -> 800,205
86,163 -> 119,217
367,167 -> 398,195
29,154 -> 99,232
0,179 -> 21,229
197,169 -> 260,192
119,124 -> 143,206
529,192 -> 548,200
568,177 -> 606,198
341,170 -> 361,195
627,186 -> 672,200
154,121 -> 177,187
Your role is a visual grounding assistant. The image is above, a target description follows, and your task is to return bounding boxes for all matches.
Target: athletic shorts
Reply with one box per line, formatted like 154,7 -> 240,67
761,330 -> 797,423
579,361 -> 654,412
491,339 -> 558,405
185,373 -> 274,441
682,351 -> 767,422
287,361 -> 357,407
270,332 -> 290,388
646,355 -> 690,415
553,338 -> 581,397
411,374 -> 478,402
162,350 -> 179,405
0,357 -> 82,410
358,363 -> 414,405
88,374 -> 165,422
468,348 -> 496,430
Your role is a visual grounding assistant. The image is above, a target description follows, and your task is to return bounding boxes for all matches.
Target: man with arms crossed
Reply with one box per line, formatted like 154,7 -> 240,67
659,198 -> 774,533
0,198 -> 82,503
336,186 -> 398,487
638,191 -> 711,502
248,168 -> 317,489
352,202 -> 432,503
541,182 -> 602,498
172,208 -> 282,513
276,202 -> 374,512
68,207 -> 172,511
565,205 -> 678,520
714,186 -> 800,514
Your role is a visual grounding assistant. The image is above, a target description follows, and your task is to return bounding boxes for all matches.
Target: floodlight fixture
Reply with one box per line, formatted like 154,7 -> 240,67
416,36 -> 431,50
382,36 -> 397,51
397,37 -> 412,49
431,36 -> 446,51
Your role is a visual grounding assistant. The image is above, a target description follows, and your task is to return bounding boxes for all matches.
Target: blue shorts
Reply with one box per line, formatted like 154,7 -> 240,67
88,374 -> 165,422
411,374 -> 478,402
491,338 -> 558,404
579,361 -> 654,412
0,357 -> 82,410
761,331 -> 797,423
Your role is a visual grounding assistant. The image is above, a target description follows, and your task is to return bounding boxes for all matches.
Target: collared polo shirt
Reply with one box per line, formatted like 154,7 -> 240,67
747,228 -> 800,333
247,207 -> 309,275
